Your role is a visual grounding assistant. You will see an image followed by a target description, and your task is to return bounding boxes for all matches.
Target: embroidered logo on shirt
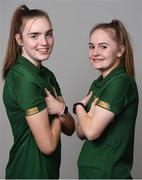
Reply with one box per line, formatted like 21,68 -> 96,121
97,100 -> 111,110
26,107 -> 39,116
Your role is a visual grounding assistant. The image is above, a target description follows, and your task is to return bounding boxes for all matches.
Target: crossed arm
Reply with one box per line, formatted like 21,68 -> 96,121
44,89 -> 75,136
26,89 -> 75,155
75,92 -> 115,140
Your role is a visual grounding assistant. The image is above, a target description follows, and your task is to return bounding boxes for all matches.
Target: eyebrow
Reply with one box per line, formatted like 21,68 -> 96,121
89,42 -> 110,46
27,29 -> 53,35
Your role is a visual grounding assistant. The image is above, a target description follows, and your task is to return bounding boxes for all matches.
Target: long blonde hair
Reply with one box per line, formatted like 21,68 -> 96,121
90,19 -> 135,78
3,5 -> 51,79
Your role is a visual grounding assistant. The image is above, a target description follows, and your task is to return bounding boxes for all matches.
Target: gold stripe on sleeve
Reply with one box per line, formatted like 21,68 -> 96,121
26,107 -> 39,116
97,100 -> 111,110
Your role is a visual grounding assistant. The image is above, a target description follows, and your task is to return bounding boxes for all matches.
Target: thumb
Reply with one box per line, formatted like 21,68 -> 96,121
81,91 -> 93,106
92,97 -> 99,105
53,87 -> 58,99
87,91 -> 93,99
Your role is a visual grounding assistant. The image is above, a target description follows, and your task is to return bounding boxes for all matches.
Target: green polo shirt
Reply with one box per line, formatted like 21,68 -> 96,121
3,55 -> 62,179
78,65 -> 139,179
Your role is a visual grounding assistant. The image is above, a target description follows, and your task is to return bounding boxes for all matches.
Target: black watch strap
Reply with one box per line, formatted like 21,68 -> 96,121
60,106 -> 68,116
73,102 -> 85,114
64,106 -> 68,115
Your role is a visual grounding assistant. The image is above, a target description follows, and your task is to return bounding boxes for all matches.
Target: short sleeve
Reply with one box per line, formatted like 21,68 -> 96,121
14,75 -> 47,116
97,77 -> 131,115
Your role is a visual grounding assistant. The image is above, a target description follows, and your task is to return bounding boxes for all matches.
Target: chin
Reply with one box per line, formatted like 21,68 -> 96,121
39,54 -> 50,61
92,64 -> 101,70
90,62 -> 100,69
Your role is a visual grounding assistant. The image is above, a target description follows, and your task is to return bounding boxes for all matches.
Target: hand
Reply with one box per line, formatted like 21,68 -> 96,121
45,89 -> 65,115
80,91 -> 93,106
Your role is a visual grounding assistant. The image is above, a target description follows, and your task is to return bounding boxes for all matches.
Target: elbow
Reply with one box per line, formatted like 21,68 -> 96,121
70,123 -> 76,136
40,147 -> 55,155
66,127 -> 75,136
85,130 -> 101,141
76,132 -> 85,140
69,121 -> 76,135
63,128 -> 75,136
62,123 -> 75,136
44,148 -> 55,155
39,144 -> 57,155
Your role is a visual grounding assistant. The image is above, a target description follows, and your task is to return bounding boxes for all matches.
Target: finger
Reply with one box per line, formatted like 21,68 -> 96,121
44,88 -> 51,97
86,91 -> 93,100
93,97 -> 99,105
88,91 -> 93,97
82,91 -> 93,105
88,97 -> 99,116
53,87 -> 58,99
89,100 -> 96,116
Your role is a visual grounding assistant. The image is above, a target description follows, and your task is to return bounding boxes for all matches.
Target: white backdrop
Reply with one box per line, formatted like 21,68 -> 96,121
0,0 -> 142,178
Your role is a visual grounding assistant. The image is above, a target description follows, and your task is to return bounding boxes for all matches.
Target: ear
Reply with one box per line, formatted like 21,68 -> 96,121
15,34 -> 23,46
117,45 -> 125,58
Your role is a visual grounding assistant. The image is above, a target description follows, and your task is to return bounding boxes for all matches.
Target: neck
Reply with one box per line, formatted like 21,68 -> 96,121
101,61 -> 120,78
22,53 -> 41,68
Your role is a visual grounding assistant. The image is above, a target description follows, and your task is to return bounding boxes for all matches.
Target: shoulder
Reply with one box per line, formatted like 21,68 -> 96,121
108,73 -> 132,89
102,72 -> 138,99
9,64 -> 35,82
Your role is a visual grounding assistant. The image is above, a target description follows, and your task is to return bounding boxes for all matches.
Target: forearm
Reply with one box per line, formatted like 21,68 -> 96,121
50,117 -> 62,149
26,109 -> 62,155
76,105 -> 92,139
59,112 -> 75,136
45,93 -> 75,136
76,122 -> 86,140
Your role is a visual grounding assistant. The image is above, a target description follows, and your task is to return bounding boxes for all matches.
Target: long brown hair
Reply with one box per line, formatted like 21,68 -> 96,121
90,19 -> 135,78
3,5 -> 51,79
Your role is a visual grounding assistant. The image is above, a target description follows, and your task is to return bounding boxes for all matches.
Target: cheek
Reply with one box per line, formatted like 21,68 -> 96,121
110,51 -> 118,60
48,38 -> 54,46
88,51 -> 92,59
23,40 -> 36,48
105,50 -> 116,59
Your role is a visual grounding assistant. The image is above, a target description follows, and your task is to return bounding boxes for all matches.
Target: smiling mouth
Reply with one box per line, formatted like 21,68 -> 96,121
37,48 -> 49,53
92,59 -> 104,62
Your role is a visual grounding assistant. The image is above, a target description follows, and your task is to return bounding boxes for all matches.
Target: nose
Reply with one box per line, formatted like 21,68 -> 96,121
40,35 -> 48,45
92,47 -> 100,56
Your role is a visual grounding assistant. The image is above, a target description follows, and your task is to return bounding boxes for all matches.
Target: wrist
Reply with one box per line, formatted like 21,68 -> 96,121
58,103 -> 68,117
73,102 -> 85,114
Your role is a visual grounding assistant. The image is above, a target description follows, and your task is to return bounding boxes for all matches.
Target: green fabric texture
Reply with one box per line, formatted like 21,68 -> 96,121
3,55 -> 62,179
78,65 -> 139,179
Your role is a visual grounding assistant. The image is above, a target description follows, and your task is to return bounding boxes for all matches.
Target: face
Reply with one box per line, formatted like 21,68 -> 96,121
15,17 -> 54,67
88,29 -> 125,77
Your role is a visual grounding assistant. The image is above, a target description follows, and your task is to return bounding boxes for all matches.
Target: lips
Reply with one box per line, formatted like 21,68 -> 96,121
91,58 -> 104,62
37,48 -> 49,53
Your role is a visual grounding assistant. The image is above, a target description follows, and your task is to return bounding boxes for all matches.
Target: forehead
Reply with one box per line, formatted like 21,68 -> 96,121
90,29 -> 115,44
23,17 -> 52,33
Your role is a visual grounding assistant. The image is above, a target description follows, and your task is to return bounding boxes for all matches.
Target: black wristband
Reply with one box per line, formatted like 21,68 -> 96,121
73,102 -> 85,114
60,106 -> 68,117
63,106 -> 68,115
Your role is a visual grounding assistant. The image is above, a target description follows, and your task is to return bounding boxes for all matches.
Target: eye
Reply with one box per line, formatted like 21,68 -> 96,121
100,45 -> 107,49
30,34 -> 38,39
46,31 -> 53,38
89,45 -> 95,49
